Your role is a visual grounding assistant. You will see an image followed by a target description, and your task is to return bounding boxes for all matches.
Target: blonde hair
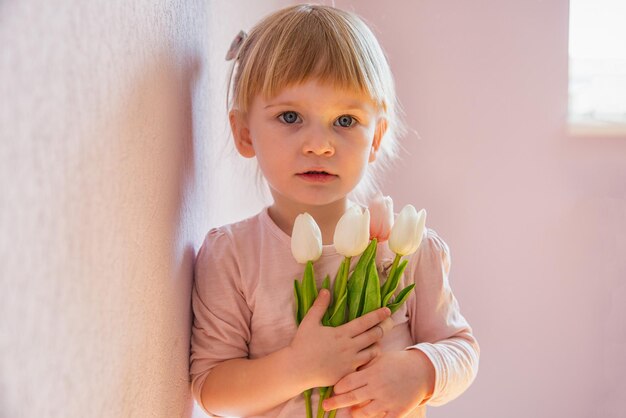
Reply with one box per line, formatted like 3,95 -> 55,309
228,4 -> 405,201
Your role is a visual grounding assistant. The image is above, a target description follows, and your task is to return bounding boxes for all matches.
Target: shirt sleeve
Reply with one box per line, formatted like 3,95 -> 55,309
189,228 -> 252,414
404,229 -> 480,406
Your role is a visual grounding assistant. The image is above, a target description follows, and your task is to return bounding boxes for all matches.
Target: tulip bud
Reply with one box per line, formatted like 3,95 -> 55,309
333,206 -> 370,257
368,194 -> 394,242
388,205 -> 427,256
291,213 -> 323,264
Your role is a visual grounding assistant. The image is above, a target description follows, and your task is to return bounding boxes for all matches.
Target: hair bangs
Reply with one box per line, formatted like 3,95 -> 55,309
237,5 -> 385,112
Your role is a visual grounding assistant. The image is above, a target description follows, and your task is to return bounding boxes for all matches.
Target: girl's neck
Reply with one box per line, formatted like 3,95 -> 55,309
267,198 -> 354,245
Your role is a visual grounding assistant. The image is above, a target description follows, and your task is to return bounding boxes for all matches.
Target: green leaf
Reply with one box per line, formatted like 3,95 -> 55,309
348,239 -> 377,321
380,254 -> 401,299
322,274 -> 331,326
328,292 -> 347,327
322,274 -> 331,291
322,306 -> 331,326
347,270 -> 364,321
361,258 -> 382,315
351,240 -> 377,283
301,260 -> 318,316
382,259 -> 408,307
333,257 -> 349,303
294,280 -> 303,325
326,257 -> 349,326
387,283 -> 415,314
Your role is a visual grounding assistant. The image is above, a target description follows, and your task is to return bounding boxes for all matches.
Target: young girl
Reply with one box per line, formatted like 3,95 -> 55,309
190,4 -> 479,418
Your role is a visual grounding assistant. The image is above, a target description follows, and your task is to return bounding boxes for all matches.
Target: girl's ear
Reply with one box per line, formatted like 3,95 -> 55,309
369,118 -> 388,163
229,110 -> 256,158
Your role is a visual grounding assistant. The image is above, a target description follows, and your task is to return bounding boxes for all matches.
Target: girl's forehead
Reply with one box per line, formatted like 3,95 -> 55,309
261,79 -> 378,108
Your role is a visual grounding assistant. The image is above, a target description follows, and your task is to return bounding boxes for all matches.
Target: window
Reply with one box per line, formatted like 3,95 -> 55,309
568,0 -> 626,135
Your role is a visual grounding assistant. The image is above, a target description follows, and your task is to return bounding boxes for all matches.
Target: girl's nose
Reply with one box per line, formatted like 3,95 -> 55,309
302,128 -> 335,157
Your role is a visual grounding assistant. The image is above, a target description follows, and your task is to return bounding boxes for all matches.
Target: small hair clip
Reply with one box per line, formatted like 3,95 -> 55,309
225,30 -> 248,61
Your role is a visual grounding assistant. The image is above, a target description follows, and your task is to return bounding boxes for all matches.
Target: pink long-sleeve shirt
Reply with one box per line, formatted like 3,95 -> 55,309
190,207 -> 479,418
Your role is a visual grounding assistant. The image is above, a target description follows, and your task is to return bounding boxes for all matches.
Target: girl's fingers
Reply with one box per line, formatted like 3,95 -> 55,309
353,322 -> 386,348
352,316 -> 394,349
323,386 -> 370,411
379,317 -> 395,334
344,307 -> 390,337
350,400 -> 385,418
353,318 -> 394,348
334,370 -> 367,394
352,345 -> 379,370
300,289 -> 330,325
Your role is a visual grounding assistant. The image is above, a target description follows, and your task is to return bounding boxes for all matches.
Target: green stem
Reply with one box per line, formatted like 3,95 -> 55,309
316,387 -> 331,418
390,253 -> 401,277
304,389 -> 313,418
323,386 -> 336,418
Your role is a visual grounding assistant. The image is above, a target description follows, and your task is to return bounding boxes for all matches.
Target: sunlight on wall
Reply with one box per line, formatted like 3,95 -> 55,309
568,0 -> 626,132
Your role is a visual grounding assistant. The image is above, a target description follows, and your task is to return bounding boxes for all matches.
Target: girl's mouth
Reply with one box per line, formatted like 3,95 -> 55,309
296,170 -> 338,183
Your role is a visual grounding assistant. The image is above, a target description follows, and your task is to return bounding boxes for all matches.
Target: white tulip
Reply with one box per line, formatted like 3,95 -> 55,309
291,213 -> 323,264
388,205 -> 427,256
333,206 -> 371,257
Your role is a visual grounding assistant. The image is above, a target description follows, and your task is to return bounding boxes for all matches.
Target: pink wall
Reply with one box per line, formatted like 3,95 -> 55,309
333,1 -> 626,417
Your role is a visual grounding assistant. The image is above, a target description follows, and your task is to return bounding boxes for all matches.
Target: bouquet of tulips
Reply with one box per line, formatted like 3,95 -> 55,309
291,196 -> 427,418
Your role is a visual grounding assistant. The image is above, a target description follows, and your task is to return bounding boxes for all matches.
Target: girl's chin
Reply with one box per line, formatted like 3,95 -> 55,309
270,191 -> 348,210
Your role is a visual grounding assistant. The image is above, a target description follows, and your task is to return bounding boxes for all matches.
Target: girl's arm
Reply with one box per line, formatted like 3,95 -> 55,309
201,290 -> 392,417
322,333 -> 478,417
323,230 -> 480,416
405,231 -> 480,406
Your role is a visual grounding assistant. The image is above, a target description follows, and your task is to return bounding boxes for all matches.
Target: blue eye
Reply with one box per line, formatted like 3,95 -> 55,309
335,115 -> 356,128
279,111 -> 300,124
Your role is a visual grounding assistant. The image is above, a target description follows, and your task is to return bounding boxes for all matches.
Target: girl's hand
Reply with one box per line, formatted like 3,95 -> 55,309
289,289 -> 392,389
322,349 -> 436,418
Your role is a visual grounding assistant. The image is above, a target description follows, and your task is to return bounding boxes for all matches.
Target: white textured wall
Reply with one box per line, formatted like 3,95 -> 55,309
0,1 -> 285,417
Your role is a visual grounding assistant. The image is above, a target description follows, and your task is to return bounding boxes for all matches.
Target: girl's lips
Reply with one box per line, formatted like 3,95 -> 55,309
296,172 -> 338,183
